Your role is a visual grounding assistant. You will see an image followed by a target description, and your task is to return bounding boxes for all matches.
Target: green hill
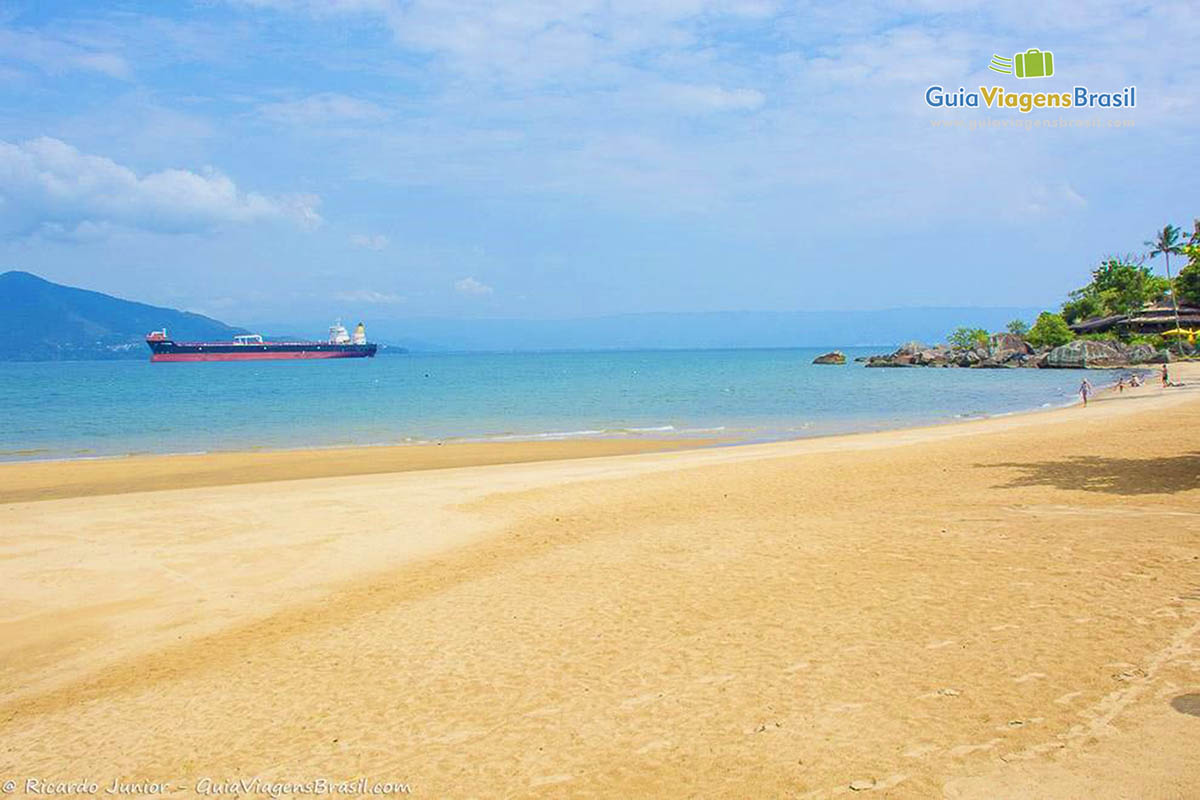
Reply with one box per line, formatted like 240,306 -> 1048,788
0,271 -> 247,361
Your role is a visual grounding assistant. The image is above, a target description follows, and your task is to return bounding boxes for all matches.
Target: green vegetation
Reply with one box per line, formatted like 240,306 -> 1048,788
1026,312 -> 1074,349
1145,224 -> 1186,332
947,327 -> 989,350
1006,319 -> 1029,336
1060,256 -> 1170,323
938,216 -> 1196,355
1176,220 -> 1200,306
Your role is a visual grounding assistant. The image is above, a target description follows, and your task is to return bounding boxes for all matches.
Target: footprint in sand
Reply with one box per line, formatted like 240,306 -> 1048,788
826,702 -> 865,713
523,706 -> 562,718
926,640 -> 955,650
902,743 -> 939,758
947,739 -> 1002,757
990,623 -> 1019,632
784,661 -> 811,673
1013,672 -> 1046,683
694,673 -> 735,685
636,739 -> 672,754
621,691 -> 663,708
530,775 -> 573,788
1054,691 -> 1083,705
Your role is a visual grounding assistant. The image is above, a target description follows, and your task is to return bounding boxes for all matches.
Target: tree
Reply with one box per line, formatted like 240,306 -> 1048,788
1026,312 -> 1074,349
1006,319 -> 1030,336
1145,224 -> 1185,343
1178,219 -> 1200,306
947,327 -> 989,350
1060,255 -> 1170,323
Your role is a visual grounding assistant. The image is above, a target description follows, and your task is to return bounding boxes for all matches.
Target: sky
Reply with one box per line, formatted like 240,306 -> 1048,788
0,0 -> 1196,329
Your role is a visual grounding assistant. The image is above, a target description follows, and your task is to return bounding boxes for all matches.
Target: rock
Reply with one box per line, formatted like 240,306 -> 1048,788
1146,348 -> 1174,363
895,341 -> 926,356
1043,339 -> 1128,368
1125,344 -> 1157,364
854,356 -> 870,362
812,351 -> 847,365
988,332 -> 1033,362
913,346 -> 952,366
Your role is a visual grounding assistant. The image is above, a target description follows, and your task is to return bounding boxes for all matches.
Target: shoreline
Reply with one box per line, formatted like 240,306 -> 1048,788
3,349 -> 1149,469
0,365 -> 1149,504
2,363 -> 1197,795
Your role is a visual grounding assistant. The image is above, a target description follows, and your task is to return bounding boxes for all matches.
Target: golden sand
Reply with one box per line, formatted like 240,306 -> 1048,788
1,366 -> 1198,798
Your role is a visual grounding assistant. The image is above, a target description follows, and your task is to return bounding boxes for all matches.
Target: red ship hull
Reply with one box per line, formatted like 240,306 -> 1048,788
150,349 -> 370,362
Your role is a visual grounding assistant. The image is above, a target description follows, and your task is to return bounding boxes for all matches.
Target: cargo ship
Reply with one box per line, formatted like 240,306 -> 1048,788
146,321 -> 377,362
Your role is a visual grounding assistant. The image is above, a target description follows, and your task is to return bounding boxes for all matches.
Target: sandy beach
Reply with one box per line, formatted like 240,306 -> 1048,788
2,365 -> 1198,798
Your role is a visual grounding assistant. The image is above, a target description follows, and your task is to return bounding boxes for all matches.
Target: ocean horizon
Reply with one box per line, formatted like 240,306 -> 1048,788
0,346 -> 1109,462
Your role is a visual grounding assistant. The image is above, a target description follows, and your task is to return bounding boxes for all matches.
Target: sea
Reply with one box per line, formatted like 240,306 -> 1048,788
0,347 -> 1104,462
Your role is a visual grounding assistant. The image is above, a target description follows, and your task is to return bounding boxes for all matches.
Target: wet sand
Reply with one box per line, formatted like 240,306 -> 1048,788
1,364 -> 1198,797
0,437 -> 712,505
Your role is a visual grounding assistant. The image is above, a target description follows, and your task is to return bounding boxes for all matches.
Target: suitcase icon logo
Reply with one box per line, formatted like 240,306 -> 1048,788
989,49 -> 1054,79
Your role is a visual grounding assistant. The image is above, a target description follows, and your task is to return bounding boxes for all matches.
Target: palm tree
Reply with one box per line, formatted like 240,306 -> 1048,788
1146,224 -> 1185,350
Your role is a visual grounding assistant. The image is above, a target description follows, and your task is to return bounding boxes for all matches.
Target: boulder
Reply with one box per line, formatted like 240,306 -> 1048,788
895,341 -> 926,356
913,347 -> 951,366
865,354 -> 915,367
1125,344 -> 1157,364
988,332 -> 1033,363
1043,339 -> 1127,368
812,351 -> 847,365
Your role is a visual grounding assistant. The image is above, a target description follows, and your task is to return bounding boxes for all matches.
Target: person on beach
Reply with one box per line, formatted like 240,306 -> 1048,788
1079,378 -> 1094,407
1162,364 -> 1169,387
1131,374 -> 1142,387
1117,377 -> 1126,392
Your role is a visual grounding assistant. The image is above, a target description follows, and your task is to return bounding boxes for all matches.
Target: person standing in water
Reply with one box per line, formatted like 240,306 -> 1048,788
1079,378 -> 1094,406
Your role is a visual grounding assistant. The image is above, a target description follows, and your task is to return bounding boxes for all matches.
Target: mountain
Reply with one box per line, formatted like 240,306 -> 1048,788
2,269 -> 1046,360
364,307 -> 1047,352
0,271 -> 247,361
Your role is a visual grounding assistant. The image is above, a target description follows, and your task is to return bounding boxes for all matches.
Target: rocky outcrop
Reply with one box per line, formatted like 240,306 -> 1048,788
1124,344 -> 1172,364
987,332 -> 1033,362
865,334 -> 1172,370
1042,339 -> 1126,368
812,350 -> 846,365
866,341 -> 1037,369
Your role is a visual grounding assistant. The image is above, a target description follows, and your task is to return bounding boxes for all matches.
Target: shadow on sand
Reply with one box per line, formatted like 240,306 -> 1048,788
981,453 -> 1200,496
1171,693 -> 1200,717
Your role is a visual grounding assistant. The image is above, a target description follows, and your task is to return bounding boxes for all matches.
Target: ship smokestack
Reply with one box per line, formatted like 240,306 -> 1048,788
353,322 -> 366,345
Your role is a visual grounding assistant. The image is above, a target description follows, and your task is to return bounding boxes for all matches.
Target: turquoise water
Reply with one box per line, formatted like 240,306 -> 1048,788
0,348 -> 1100,461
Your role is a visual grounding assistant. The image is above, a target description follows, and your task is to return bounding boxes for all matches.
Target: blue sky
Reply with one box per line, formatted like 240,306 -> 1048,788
0,0 -> 1195,328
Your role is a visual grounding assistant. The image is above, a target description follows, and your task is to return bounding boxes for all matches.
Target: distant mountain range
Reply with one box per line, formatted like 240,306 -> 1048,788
1,270 -> 1044,360
367,307 -> 1046,353
0,271 -> 247,361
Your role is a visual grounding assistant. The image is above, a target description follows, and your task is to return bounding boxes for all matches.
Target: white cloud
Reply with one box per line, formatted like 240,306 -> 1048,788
260,93 -> 388,124
0,137 -> 321,238
657,84 -> 765,113
0,28 -> 132,79
454,276 -> 493,295
349,233 -> 389,250
335,289 -> 404,304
